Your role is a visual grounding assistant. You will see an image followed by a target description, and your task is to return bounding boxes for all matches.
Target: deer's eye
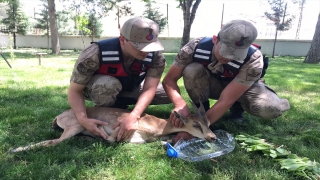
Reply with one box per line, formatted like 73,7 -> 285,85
193,122 -> 203,133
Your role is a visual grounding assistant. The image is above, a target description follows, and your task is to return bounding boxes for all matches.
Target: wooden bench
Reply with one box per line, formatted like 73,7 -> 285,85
35,52 -> 47,65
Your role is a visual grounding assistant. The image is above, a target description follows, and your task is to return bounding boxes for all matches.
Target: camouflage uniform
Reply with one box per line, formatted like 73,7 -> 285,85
174,37 -> 290,120
70,43 -> 171,107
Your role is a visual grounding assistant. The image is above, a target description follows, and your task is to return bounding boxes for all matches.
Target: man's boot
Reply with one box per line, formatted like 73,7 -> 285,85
228,101 -> 245,123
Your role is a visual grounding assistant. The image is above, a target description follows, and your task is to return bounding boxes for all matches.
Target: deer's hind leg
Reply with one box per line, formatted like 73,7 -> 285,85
11,125 -> 85,153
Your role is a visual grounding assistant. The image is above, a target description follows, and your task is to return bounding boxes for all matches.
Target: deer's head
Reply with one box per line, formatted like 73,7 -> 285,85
174,101 -> 216,141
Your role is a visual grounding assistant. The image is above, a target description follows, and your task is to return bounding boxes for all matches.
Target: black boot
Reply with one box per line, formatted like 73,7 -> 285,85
195,101 -> 210,112
228,101 -> 245,123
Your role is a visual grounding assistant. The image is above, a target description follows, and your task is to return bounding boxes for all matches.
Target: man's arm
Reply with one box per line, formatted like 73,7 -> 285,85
114,76 -> 160,141
162,64 -> 191,127
68,81 -> 108,139
206,80 -> 250,125
68,82 -> 87,122
132,76 -> 160,118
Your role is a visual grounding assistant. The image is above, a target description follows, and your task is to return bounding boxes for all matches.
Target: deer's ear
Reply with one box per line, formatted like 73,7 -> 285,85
191,100 -> 206,117
197,101 -> 206,117
174,111 -> 188,124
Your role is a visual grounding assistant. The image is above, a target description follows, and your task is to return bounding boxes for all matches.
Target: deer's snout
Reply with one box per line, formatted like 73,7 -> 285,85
205,132 -> 216,142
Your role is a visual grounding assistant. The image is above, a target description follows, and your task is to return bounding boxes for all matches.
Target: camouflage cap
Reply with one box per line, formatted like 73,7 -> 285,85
218,19 -> 258,61
121,17 -> 164,52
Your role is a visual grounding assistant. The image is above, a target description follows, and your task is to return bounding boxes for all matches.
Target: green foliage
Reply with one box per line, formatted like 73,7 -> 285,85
264,0 -> 295,31
117,3 -> 134,18
85,0 -> 121,17
142,0 -> 167,33
77,14 -> 90,35
63,0 -> 127,36
236,134 -> 320,179
56,10 -> 74,35
0,0 -> 29,35
34,0 -> 49,34
34,0 -> 74,37
0,3 -> 8,20
86,14 -> 103,39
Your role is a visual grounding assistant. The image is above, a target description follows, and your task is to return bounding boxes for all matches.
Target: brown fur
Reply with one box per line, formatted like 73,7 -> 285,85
11,105 -> 216,153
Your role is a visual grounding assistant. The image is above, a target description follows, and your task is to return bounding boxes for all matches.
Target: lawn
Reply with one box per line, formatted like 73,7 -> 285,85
0,48 -> 319,180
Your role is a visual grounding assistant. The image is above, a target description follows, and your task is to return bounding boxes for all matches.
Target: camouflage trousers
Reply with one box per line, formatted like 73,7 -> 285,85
83,74 -> 171,107
182,62 -> 290,120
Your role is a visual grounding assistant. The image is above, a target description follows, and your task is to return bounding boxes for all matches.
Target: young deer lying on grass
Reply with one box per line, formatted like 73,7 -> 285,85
11,102 -> 216,153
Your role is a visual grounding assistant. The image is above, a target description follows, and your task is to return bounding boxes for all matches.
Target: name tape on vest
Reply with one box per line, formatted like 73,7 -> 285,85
102,57 -> 120,61
194,54 -> 210,60
102,51 -> 119,55
195,48 -> 211,54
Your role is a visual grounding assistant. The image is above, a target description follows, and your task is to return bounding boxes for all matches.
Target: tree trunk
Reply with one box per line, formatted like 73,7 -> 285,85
180,0 -> 201,47
47,15 -> 50,50
80,31 -> 85,49
48,0 -> 60,54
304,13 -> 320,64
272,28 -> 278,58
13,32 -> 16,49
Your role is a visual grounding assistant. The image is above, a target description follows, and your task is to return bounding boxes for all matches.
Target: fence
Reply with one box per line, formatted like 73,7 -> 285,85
0,34 -> 312,57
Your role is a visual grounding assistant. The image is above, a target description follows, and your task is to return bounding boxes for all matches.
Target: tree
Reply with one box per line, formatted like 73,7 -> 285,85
56,10 -> 74,35
34,0 -> 50,49
0,3 -> 8,20
141,0 -> 201,47
82,0 -> 120,17
1,0 -> 29,49
142,0 -> 167,33
265,0 -> 295,58
76,14 -> 90,48
295,0 -> 306,39
87,13 -> 103,42
48,0 -> 60,54
116,2 -> 134,29
303,13 -> 320,64
62,0 -> 132,40
178,0 -> 201,47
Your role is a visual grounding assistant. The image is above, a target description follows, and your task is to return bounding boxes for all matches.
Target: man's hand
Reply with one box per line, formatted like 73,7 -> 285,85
170,105 -> 191,128
173,132 -> 194,145
79,118 -> 109,140
113,113 -> 139,142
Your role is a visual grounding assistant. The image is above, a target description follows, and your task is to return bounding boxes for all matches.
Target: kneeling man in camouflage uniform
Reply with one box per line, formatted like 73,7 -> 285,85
68,17 -> 170,142
162,19 -> 290,141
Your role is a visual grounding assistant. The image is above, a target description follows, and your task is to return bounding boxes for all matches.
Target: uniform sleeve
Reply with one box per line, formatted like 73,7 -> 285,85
173,37 -> 204,69
146,51 -> 166,78
233,50 -> 264,86
70,43 -> 100,85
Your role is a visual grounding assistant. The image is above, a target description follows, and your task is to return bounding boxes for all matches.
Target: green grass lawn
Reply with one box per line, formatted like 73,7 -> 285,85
0,48 -> 319,180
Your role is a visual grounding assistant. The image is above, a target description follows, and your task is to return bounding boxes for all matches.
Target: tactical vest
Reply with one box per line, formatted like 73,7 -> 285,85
95,38 -> 154,92
193,37 -> 258,81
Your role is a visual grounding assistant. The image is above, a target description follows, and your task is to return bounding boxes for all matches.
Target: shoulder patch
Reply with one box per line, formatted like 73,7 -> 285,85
246,68 -> 262,81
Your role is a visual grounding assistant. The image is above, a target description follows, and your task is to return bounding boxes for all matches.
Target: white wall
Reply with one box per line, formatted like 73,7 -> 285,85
0,34 -> 311,56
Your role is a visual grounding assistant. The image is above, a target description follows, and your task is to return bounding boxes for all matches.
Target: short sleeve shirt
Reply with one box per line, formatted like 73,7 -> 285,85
173,37 -> 264,86
70,43 -> 166,85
